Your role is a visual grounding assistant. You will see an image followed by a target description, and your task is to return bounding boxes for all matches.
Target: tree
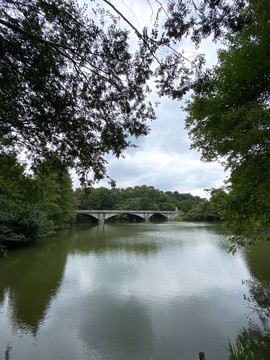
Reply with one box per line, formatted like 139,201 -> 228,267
0,154 -> 76,250
209,188 -> 226,221
2,0 -> 251,187
184,0 -> 270,244
32,155 -> 76,229
0,154 -> 53,246
0,153 -> 34,204
0,201 -> 53,242
178,199 -> 195,213
74,185 -> 206,214
118,197 -> 143,211
185,201 -> 221,221
0,0 -> 155,185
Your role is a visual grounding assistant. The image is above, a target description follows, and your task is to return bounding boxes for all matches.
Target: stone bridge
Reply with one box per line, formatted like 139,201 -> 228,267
74,209 -> 180,223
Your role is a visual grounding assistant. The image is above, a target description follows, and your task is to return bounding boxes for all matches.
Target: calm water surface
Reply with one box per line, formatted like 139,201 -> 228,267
0,221 -> 269,360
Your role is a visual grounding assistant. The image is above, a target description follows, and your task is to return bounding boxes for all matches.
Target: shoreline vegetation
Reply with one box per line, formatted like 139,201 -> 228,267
1,156 -> 268,359
0,154 -> 223,255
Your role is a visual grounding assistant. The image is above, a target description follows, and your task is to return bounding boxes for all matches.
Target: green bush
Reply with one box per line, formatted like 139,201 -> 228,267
0,201 -> 53,242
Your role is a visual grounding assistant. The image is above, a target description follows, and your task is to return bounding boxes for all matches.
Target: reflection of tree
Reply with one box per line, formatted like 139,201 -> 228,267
231,325 -> 270,360
229,241 -> 270,360
231,281 -> 270,358
71,223 -> 160,256
0,234 -> 69,335
244,241 -> 270,282
239,280 -> 270,359
243,279 -> 270,327
0,223 -> 161,336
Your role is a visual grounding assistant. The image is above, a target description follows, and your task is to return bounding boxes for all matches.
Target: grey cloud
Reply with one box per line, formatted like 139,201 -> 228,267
72,1 -> 225,196
97,149 -> 226,198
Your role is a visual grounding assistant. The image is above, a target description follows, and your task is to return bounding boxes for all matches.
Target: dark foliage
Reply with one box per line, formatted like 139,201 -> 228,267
0,154 -> 76,248
0,0 -> 155,184
183,0 -> 270,244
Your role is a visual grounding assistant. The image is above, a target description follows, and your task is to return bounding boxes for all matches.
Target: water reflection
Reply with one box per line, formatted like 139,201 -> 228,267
244,240 -> 270,324
77,294 -> 153,359
71,223 -> 160,256
0,236 -> 68,334
244,240 -> 270,282
0,223 -> 162,336
230,241 -> 270,359
0,222 -> 266,360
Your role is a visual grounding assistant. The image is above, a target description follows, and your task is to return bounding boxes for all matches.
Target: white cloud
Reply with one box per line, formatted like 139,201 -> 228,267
78,95 -> 227,197
72,96 -> 227,197
72,1 -> 227,197
100,150 -> 226,197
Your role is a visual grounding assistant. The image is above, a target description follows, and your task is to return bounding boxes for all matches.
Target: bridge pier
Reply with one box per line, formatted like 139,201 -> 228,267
144,213 -> 150,223
98,213 -> 105,223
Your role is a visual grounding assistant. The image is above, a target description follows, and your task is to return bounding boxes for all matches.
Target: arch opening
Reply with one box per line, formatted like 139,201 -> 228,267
149,213 -> 167,221
75,213 -> 99,223
106,213 -> 145,222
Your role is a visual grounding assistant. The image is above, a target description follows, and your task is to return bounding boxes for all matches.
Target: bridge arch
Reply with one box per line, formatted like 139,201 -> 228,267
74,209 -> 179,223
104,212 -> 145,221
75,212 -> 99,223
149,212 -> 168,221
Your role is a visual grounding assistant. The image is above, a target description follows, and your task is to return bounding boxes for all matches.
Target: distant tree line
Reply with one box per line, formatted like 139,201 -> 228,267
74,186 -> 222,222
0,155 -> 223,256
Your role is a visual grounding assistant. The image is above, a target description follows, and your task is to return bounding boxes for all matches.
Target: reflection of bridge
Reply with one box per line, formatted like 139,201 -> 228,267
75,209 -> 179,223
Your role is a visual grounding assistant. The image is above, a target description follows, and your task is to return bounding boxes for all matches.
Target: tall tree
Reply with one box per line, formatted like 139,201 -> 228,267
184,0 -> 270,244
32,155 -> 76,229
0,154 -> 53,246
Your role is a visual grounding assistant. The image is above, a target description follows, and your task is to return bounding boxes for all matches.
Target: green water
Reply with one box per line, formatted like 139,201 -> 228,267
0,221 -> 269,360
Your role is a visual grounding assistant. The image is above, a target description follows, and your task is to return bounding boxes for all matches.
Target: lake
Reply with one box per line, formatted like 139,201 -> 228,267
0,221 -> 269,360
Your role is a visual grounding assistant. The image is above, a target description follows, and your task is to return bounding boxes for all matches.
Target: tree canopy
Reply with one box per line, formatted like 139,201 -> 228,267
0,0 -> 156,184
1,0 -> 249,185
184,0 -> 270,244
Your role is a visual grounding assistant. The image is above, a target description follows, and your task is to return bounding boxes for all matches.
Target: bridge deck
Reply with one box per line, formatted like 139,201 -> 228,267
75,209 -> 179,222
75,210 -> 177,214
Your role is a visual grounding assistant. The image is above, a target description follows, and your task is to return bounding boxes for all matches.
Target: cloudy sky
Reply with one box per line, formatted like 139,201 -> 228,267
73,0 -> 228,197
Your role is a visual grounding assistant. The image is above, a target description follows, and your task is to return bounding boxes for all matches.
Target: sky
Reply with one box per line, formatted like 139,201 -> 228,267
73,0 -> 228,198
